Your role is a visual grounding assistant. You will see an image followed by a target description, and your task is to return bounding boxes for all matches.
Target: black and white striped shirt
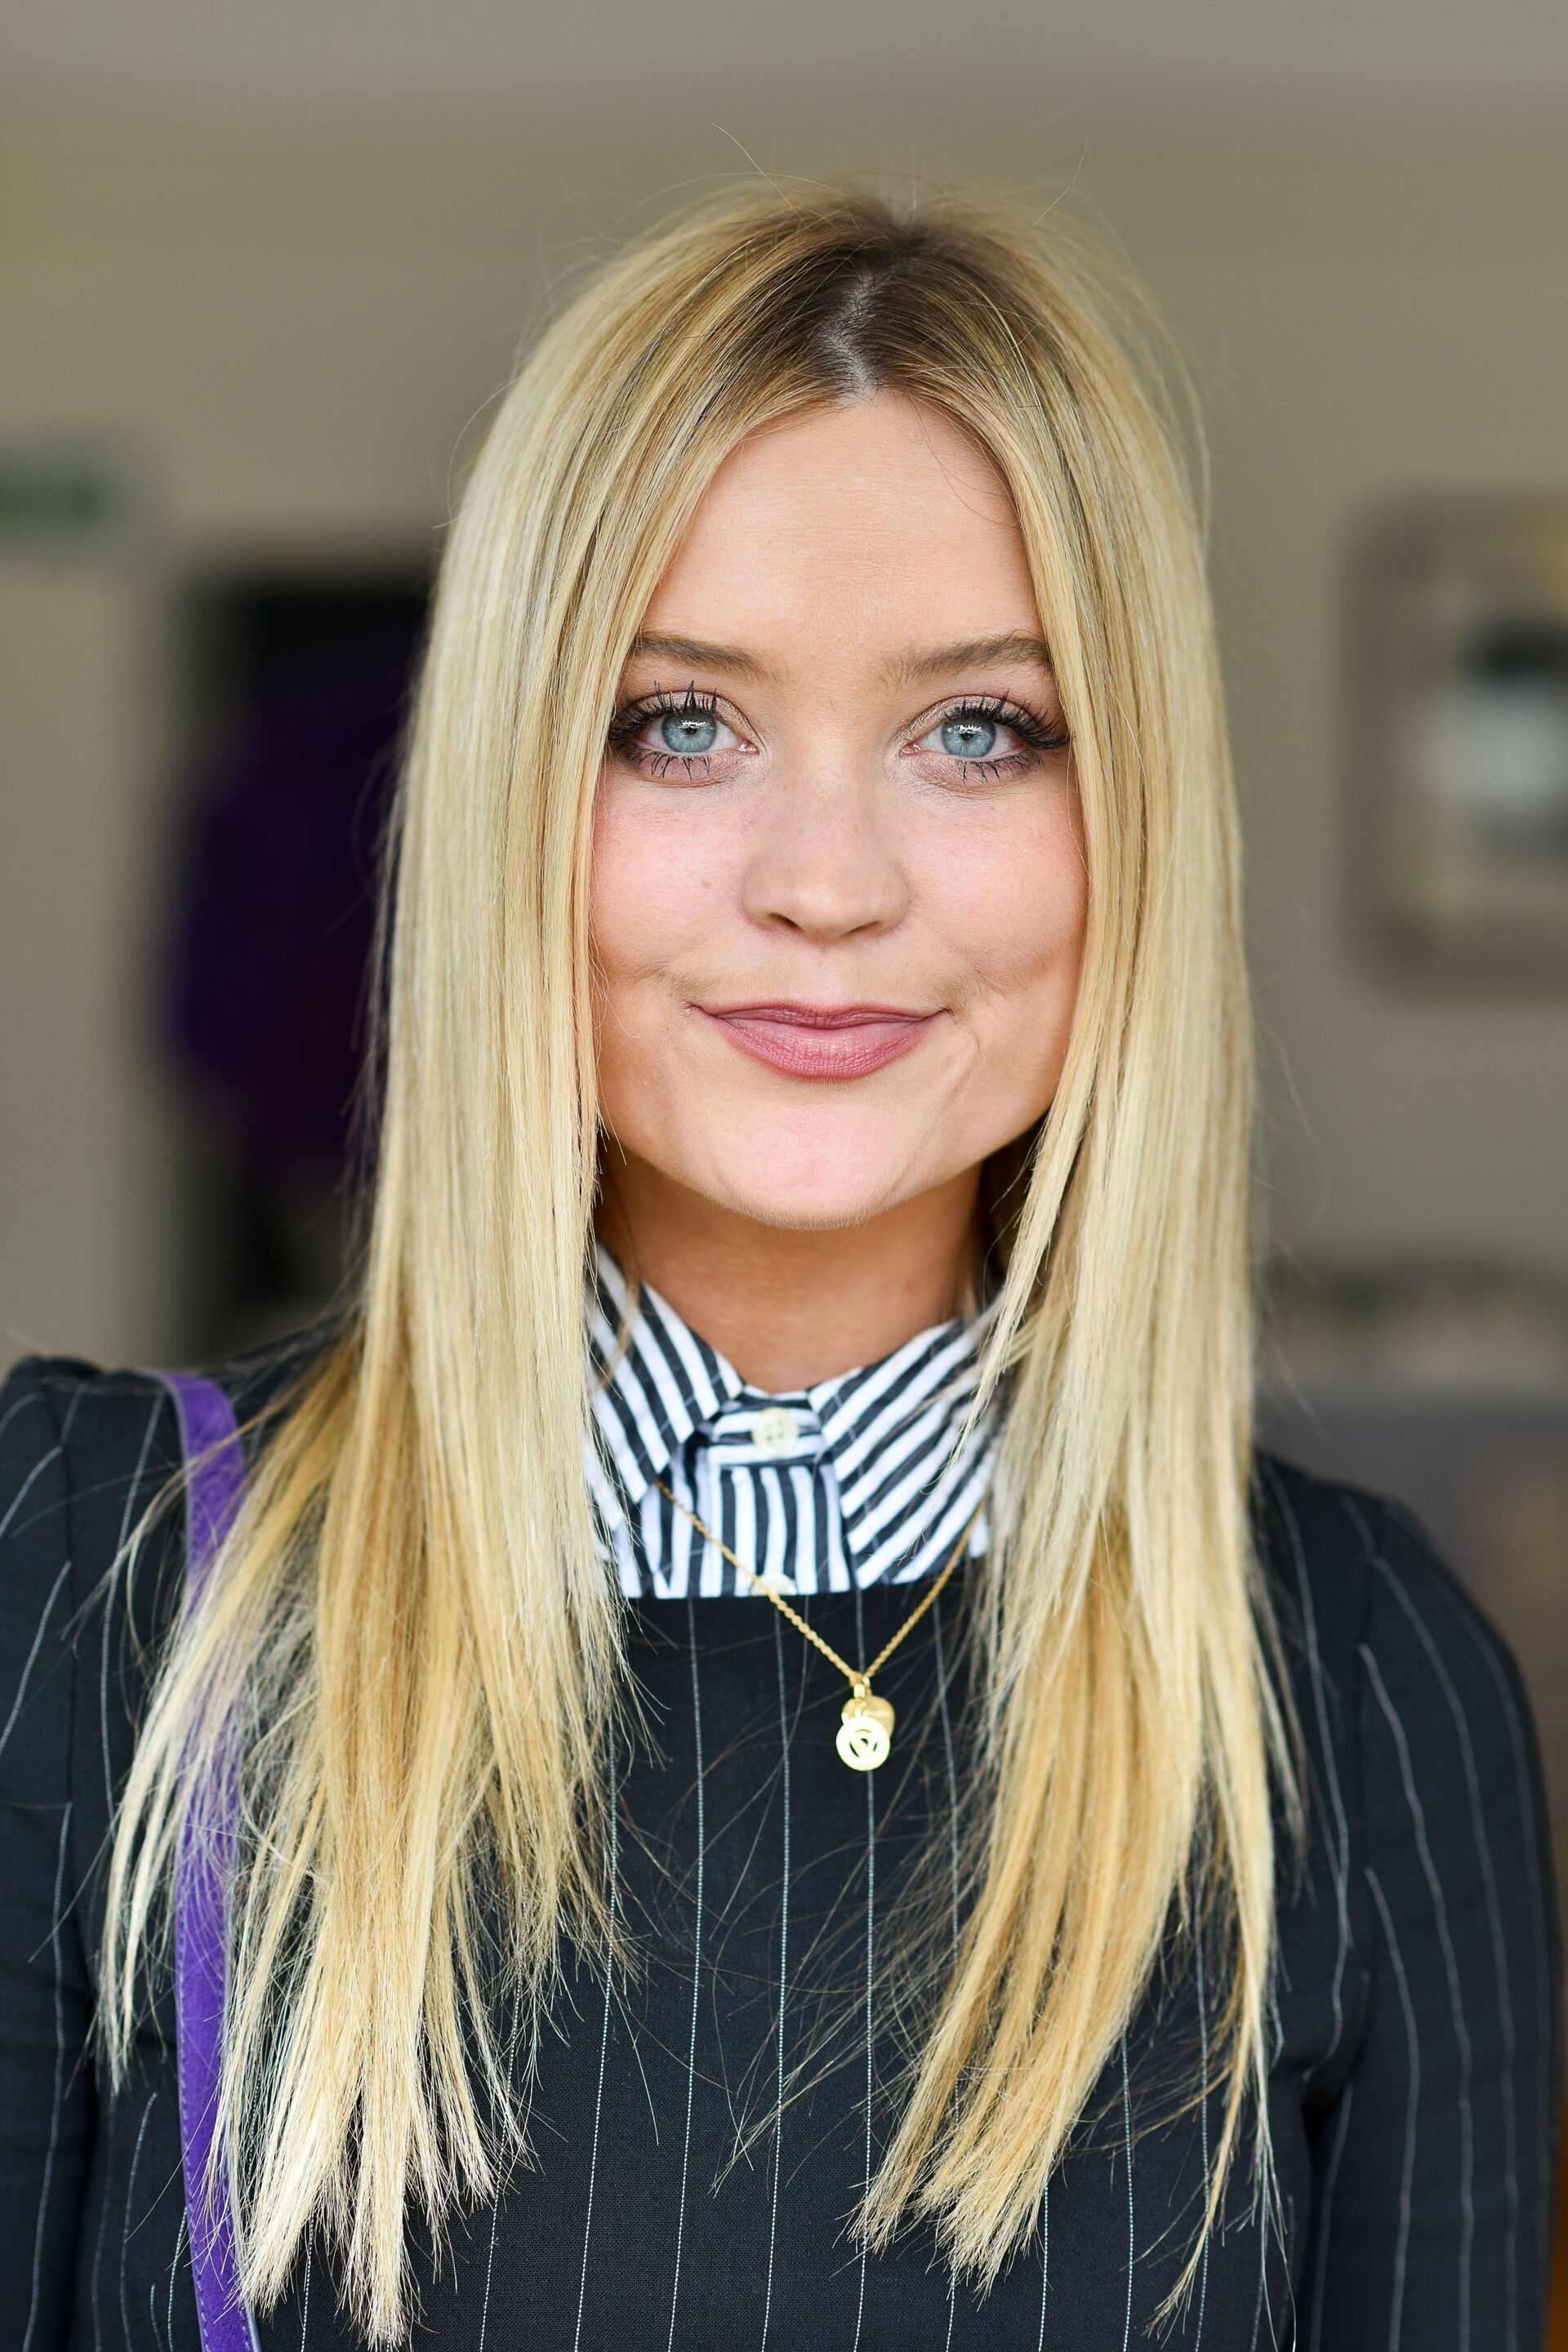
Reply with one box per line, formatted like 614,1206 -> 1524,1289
585,1243 -> 1000,1600
0,1334 -> 1561,2349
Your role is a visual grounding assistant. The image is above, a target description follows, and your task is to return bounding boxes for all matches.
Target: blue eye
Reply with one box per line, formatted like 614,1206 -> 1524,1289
608,688 -> 750,778
911,696 -> 1068,775
939,715 -> 998,760
659,710 -> 719,756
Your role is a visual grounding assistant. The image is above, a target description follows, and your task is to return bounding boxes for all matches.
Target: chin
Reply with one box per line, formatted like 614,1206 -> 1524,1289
699,1152 -> 921,1234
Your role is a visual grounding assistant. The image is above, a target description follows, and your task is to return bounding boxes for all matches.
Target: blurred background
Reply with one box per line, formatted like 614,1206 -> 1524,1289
2,0 -> 1566,2317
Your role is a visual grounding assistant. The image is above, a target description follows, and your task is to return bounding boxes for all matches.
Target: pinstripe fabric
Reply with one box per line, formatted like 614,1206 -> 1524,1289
585,1244 -> 1002,1599
0,1340 -> 1561,2350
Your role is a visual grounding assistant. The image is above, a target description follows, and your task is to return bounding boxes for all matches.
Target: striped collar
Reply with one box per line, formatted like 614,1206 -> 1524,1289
585,1241 -> 1002,1600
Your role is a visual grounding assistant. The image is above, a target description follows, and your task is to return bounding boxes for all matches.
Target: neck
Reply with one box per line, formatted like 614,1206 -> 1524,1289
595,1156 -> 982,1392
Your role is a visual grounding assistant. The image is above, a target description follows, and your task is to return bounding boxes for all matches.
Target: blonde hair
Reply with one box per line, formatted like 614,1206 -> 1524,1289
100,181 -> 1306,2343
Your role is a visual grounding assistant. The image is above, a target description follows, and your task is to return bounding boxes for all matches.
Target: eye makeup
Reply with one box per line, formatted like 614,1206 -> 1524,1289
606,684 -> 753,780
604,680 -> 1071,784
904,692 -> 1070,782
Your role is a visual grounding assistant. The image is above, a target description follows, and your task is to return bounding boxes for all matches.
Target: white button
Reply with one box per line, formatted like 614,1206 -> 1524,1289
751,1405 -> 800,1456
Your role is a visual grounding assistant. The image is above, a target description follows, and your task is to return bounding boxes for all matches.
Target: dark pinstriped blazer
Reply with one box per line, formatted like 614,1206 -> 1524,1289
0,1335 -> 1561,2349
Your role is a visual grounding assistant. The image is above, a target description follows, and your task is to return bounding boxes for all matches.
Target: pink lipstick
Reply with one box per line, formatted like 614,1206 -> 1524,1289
698,1000 -> 938,1080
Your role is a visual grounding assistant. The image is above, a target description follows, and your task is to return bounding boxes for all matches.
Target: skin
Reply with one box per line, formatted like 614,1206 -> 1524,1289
590,391 -> 1089,1391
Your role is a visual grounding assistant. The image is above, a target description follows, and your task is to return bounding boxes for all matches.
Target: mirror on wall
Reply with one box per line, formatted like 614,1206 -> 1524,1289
1346,496 -> 1568,992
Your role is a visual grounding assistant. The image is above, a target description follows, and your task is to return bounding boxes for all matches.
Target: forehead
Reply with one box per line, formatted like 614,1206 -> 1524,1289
638,392 -> 1042,670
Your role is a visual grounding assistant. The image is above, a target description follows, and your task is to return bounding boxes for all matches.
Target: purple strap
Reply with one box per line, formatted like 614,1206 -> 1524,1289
145,1370 -> 261,2352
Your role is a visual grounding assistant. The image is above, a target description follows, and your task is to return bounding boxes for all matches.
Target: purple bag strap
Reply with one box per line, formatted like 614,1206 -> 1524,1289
144,1370 -> 261,2352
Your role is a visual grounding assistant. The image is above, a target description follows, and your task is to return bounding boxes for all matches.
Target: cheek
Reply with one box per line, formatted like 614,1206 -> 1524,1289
587,795 -> 648,996
589,785 -> 715,995
587,786 -> 745,1143
588,806 -> 669,1135
924,789 -> 1089,1014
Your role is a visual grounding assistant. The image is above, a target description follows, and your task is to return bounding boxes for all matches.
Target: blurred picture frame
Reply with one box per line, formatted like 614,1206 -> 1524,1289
1346,494 -> 1568,992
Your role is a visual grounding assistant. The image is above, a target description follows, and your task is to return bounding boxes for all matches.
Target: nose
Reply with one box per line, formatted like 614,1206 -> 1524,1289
738,763 -> 910,943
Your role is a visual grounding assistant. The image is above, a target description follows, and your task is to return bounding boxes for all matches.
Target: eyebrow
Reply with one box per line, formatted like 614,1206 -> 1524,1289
623,628 -> 1055,688
626,632 -> 772,680
886,633 -> 1055,687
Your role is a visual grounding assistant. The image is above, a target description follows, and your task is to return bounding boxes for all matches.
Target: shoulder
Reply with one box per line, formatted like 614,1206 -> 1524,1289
0,1329 -> 337,1971
0,1329 -> 332,1792
1,1334 -> 320,1588
1250,1447 -> 1387,1759
1250,1443 -> 1543,1756
2,1356 -> 176,1551
1252,1446 -> 1558,1958
2,1324 -> 332,1493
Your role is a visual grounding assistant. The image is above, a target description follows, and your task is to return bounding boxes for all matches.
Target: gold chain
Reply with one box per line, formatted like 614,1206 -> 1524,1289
653,1476 -> 984,1770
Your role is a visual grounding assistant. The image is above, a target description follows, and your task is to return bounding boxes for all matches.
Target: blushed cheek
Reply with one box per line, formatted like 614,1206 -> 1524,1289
588,792 -> 669,1000
937,798 -> 1089,1016
947,830 -> 1086,1141
586,800 -> 648,1113
587,791 -> 719,1125
590,781 -> 748,988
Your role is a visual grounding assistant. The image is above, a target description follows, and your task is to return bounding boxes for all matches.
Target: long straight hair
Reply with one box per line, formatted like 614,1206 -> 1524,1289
100,183 -> 1306,2343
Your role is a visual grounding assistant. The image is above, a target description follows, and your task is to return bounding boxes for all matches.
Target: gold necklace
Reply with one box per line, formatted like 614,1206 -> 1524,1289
653,1478 -> 983,1771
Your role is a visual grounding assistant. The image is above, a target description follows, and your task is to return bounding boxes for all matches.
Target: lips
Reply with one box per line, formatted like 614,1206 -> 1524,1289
697,1000 -> 938,1080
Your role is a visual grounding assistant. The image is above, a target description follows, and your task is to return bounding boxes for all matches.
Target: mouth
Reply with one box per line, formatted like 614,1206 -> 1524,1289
696,1000 -> 941,1081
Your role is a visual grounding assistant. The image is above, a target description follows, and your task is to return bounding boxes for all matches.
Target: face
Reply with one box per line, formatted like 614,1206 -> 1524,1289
589,391 -> 1089,1236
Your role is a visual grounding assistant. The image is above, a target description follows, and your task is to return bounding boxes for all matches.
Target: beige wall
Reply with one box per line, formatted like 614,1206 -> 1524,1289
2,110 -> 1566,1364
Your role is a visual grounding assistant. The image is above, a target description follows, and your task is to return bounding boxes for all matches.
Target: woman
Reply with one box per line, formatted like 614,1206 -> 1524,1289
0,185 -> 1559,2351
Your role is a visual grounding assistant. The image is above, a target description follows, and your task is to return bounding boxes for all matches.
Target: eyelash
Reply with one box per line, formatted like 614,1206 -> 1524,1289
604,684 -> 1071,781
606,687 -> 737,779
919,693 -> 1071,779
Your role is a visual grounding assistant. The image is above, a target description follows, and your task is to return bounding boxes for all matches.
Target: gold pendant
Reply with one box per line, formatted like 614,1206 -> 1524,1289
836,1690 -> 895,1771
